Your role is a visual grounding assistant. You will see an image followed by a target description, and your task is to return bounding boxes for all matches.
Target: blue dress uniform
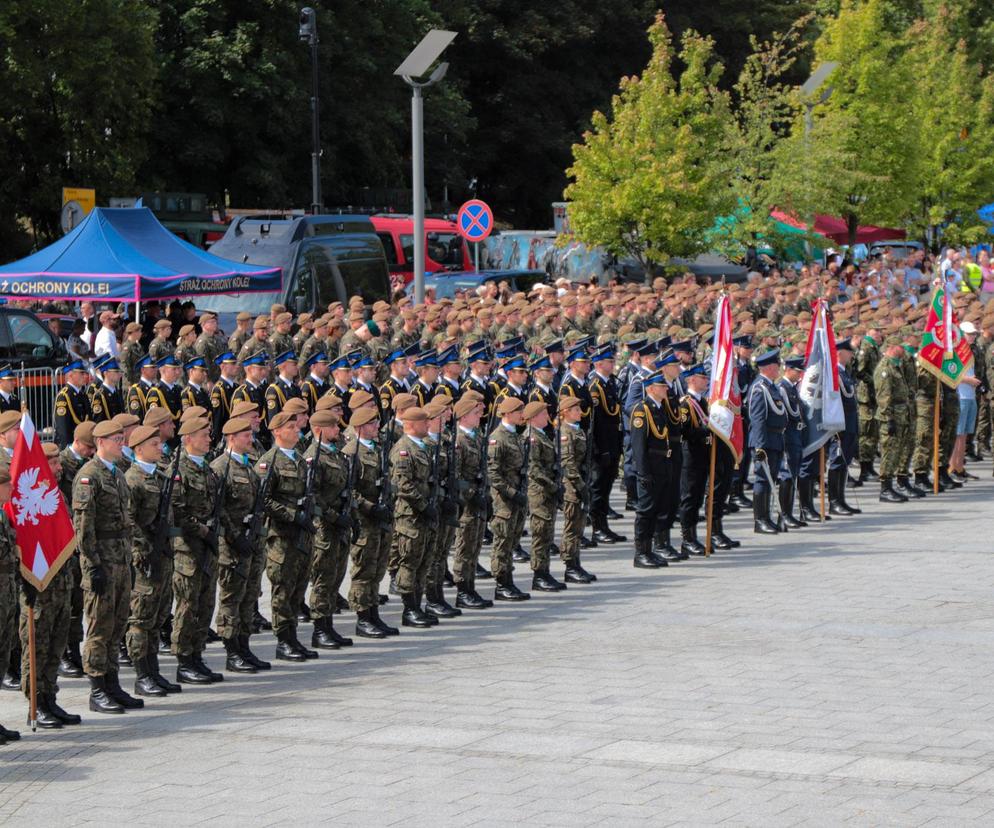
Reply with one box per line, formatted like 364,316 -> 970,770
54,360 -> 92,448
349,353 -> 383,422
264,352 -> 302,426
559,348 -> 593,432
301,352 -> 332,414
730,337 -> 756,507
828,340 -> 861,515
677,364 -> 711,556
776,356 -> 807,529
0,364 -> 21,414
412,350 -> 439,406
588,347 -> 626,542
527,355 -> 558,435
748,350 -> 787,534
231,351 -> 271,448
380,349 -> 412,417
181,357 -> 211,412
89,357 -> 126,424
629,369 -> 682,569
146,355 -> 184,439
210,352 -> 239,444
432,347 -> 463,403
622,341 -> 659,508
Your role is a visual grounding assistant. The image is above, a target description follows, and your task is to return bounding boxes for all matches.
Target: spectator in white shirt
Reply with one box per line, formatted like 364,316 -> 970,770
93,310 -> 120,359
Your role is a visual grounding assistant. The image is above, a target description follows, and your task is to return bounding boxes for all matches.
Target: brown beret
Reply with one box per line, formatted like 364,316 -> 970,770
178,417 -> 209,437
269,411 -> 295,430
179,324 -> 196,338
230,401 -> 259,418
275,312 -> 293,325
454,397 -> 480,418
74,421 -> 96,446
143,408 -> 173,427
315,394 -> 343,412
253,316 -> 269,329
199,312 -> 217,323
154,319 -> 172,330
461,389 -> 484,404
125,322 -> 142,335
297,313 -> 313,325
0,411 -> 20,433
128,425 -> 159,449
283,398 -> 309,415
42,442 -> 59,458
522,401 -> 547,421
402,406 -> 428,422
496,397 -> 524,416
180,405 -> 208,423
559,396 -> 581,413
111,413 -> 140,429
309,410 -> 339,429
393,393 -> 417,413
270,304 -> 287,315
423,398 -> 450,418
348,407 -> 379,428
221,417 -> 252,436
93,420 -> 123,439
349,389 -> 374,409
236,311 -> 252,322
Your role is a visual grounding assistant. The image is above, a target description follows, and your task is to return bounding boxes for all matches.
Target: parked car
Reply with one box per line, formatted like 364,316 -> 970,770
866,240 -> 925,261
404,269 -> 551,300
371,215 -> 472,286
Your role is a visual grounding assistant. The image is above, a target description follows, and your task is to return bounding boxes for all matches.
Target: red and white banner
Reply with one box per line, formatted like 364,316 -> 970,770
799,299 -> 845,456
4,412 -> 76,590
707,294 -> 744,464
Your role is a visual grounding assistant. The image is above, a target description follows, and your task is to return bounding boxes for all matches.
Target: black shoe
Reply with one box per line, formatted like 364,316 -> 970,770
723,500 -> 740,513
879,480 -> 908,503
275,639 -> 307,662
606,507 -> 623,520
135,657 -> 169,696
591,529 -> 614,545
105,673 -> 144,709
602,525 -> 627,543
475,562 -> 493,579
46,694 -> 81,725
118,641 -> 132,667
206,627 -> 222,644
2,669 -> 20,692
371,606 -> 400,636
388,573 -> 401,595
494,575 -> 531,601
634,550 -> 663,568
564,564 -> 595,584
290,637 -> 319,659
224,638 -> 260,670
896,477 -> 924,499
310,620 -> 341,650
177,655 -> 213,682
88,676 -> 125,713
253,609 -> 273,632
443,569 -> 455,587
0,724 -> 19,741
239,636 -> 271,671
512,545 -> 530,563
401,593 -> 435,628
58,646 -> 83,679
355,609 -> 388,639
680,526 -> 707,556
532,570 -> 567,592
378,594 -> 390,605
580,533 -> 598,549
425,594 -> 462,619
150,653 -> 183,692
32,698 -> 63,729
192,654 -> 224,681
325,618 -> 355,646
624,499 -> 636,512
456,587 -> 490,608
159,635 -> 172,654
939,470 -> 962,489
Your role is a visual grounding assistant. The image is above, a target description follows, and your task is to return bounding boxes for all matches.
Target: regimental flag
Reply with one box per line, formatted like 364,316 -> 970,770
799,299 -> 845,457
4,412 -> 76,590
917,284 -> 973,388
707,294 -> 744,465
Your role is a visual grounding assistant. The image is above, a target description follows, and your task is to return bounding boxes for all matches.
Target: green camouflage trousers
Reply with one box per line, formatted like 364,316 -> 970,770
490,499 -> 525,580
975,394 -> 991,450
878,416 -> 910,479
309,521 -> 349,621
560,500 -> 583,564
451,511 -> 485,588
528,494 -> 556,572
21,568 -> 71,697
83,559 -> 130,677
426,521 -> 456,592
394,518 -> 430,595
940,396 -> 959,467
215,544 -> 265,640
0,575 -> 14,686
912,393 -> 936,474
126,558 -> 174,662
348,523 -> 389,612
171,550 -> 217,657
858,404 -> 879,462
267,533 -> 308,637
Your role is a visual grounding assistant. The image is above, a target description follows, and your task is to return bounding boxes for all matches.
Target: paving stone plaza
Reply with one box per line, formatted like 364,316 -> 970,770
3,478 -> 994,826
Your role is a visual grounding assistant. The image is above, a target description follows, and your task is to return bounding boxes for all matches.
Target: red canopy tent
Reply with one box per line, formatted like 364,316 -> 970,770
770,210 -> 905,246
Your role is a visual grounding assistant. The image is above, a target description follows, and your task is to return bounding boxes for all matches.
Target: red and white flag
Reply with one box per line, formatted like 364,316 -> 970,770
799,299 -> 845,456
4,412 -> 76,590
707,294 -> 744,464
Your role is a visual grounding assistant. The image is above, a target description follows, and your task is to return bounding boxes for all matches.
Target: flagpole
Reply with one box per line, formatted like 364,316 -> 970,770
704,439 -> 717,557
27,605 -> 37,732
933,376 -> 940,494
819,446 -> 826,521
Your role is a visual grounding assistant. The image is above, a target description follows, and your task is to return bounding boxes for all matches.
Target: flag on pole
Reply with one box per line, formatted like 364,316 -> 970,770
799,299 -> 846,456
707,294 -> 744,465
3,412 -> 76,590
917,284 -> 973,388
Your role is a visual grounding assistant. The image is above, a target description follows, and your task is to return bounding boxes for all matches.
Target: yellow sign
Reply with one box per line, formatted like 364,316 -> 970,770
62,187 -> 96,215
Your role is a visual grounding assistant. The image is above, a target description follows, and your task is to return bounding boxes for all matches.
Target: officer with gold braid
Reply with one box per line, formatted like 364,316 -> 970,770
126,354 -> 158,421
264,351 -> 302,427
55,359 -> 92,448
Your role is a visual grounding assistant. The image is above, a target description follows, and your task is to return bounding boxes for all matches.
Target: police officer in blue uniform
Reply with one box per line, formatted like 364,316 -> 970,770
677,363 -> 711,556
730,335 -> 756,509
748,349 -> 787,534
300,351 -> 332,414
622,340 -> 658,511
777,355 -> 807,529
54,359 -> 92,448
829,339 -> 862,516
0,364 -> 21,414
588,345 -> 626,543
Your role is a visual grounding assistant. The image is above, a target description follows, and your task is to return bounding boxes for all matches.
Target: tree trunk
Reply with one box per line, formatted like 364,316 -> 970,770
846,213 -> 858,250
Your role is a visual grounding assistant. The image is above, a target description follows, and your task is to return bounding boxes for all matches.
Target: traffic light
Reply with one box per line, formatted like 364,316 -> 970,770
299,7 -> 316,44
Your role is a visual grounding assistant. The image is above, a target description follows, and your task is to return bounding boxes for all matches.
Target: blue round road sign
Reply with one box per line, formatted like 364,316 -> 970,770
457,199 -> 494,243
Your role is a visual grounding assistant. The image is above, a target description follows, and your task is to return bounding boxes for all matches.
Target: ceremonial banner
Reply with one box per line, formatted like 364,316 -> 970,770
917,285 -> 973,388
4,412 -> 76,590
799,299 -> 845,456
707,294 -> 744,464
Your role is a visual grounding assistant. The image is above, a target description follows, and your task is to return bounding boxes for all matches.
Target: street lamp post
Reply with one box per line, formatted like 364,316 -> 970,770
395,30 -> 457,305
800,62 -> 839,259
299,7 -> 322,214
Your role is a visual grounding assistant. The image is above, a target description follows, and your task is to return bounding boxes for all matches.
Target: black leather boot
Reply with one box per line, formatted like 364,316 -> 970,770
58,643 -> 84,678
634,538 -> 663,568
753,491 -> 778,534
253,608 -> 273,631
310,618 -> 341,650
325,614 -> 355,646
939,469 -> 962,489
47,693 -> 81,725
564,560 -> 594,584
425,585 -> 461,618
712,517 -> 739,549
859,460 -> 880,482
879,478 -> 907,503
105,672 -> 144,709
225,637 -> 260,671
117,639 -> 132,667
731,480 -> 752,507
494,572 -> 530,601
469,586 -> 494,609
151,653 -> 183,692
2,663 -> 20,692
289,633 -> 319,659
275,631 -> 307,662
798,479 -> 820,523
192,653 -> 224,681
456,581 -> 491,608
896,475 -> 924,499
654,528 -> 681,562
32,694 -> 63,728
680,524 -> 707,556
401,592 -> 435,627
239,635 -> 270,671
475,561 -> 493,579
532,568 -> 567,592
779,480 -> 806,528
177,655 -> 212,683
356,608 -> 387,639
371,605 -> 400,635
512,543 -> 530,562
134,657 -> 168,696
414,590 -> 439,625
828,467 -> 858,515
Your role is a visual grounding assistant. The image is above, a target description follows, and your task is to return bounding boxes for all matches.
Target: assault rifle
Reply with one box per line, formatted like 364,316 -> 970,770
241,458 -> 276,578
294,440 -> 322,548
145,448 -> 181,579
201,454 -> 230,573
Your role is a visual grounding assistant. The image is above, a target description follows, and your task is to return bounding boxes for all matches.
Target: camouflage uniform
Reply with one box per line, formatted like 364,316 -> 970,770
390,435 -> 433,596
855,336 -> 881,465
20,560 -> 72,701
124,462 -> 176,668
347,439 -> 391,612
873,356 -> 910,482
939,384 -> 959,469
119,340 -> 144,388
58,447 -> 86,658
170,452 -> 219,658
0,511 -> 17,695
526,425 -> 558,572
487,424 -> 526,579
195,331 -> 227,384
303,439 -> 349,624
898,350 -> 918,476
148,335 -> 174,365
452,427 -> 487,590
560,422 -> 587,565
72,458 -> 132,678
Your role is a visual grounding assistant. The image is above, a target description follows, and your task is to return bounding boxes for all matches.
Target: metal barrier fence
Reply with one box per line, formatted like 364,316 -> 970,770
15,363 -> 61,439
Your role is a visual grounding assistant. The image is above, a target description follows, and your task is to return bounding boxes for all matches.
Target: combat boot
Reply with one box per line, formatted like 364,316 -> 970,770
289,634 -> 319,659
779,480 -> 806,528
150,653 -> 183,692
468,587 -> 494,609
712,516 -> 739,549
401,593 -> 435,627
2,664 -> 20,692
753,491 -> 779,534
532,568 -> 567,592
177,654 -> 213,681
224,637 -> 260,670
252,607 -> 273,632
730,480 -> 752,508
134,657 -> 168,696
325,614 -> 354,646
118,639 -> 132,667
192,653 -> 225,680
105,671 -> 144,709
653,528 -> 681,562
309,618 -> 341,650
275,631 -> 307,662
456,581 -> 489,609
914,472 -> 937,492
680,525 -> 707,556
858,460 -> 880,483
634,538 -> 663,568
32,695 -> 63,729
355,608 -> 387,639
494,572 -> 530,602
896,475 -> 924,499
425,585 -> 461,618
58,644 -> 83,678
564,561 -> 595,584
512,543 -> 530,562
798,479 -> 820,523
88,676 -> 124,713
939,469 -> 962,489
879,478 -> 907,503
239,636 -> 270,670
46,693 -> 81,725
388,571 -> 400,595
829,467 -> 859,515
415,590 -> 439,625
371,605 -> 400,635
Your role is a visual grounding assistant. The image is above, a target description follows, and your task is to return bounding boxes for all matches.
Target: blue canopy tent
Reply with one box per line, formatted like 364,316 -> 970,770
0,207 -> 281,302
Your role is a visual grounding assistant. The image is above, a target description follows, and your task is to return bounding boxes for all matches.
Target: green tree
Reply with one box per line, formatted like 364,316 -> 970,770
0,0 -> 157,249
564,15 -> 737,273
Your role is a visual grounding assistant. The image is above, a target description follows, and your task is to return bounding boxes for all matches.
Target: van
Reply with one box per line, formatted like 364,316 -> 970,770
371,215 -> 472,286
201,214 -> 392,328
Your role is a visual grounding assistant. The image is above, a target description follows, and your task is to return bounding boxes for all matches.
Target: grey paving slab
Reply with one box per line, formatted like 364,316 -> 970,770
5,474 -> 994,824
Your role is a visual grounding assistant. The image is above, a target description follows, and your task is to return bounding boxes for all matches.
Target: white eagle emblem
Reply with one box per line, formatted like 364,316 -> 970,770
12,468 -> 60,526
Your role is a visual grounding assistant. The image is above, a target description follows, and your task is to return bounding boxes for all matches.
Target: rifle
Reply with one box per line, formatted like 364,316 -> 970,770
553,386 -> 564,506
515,417 -> 532,503
443,409 -> 462,526
338,445 -> 359,537
145,447 -> 182,579
427,425 -> 443,513
295,439 -> 322,548
376,418 -> 396,513
477,409 -> 493,504
242,457 -> 276,577
582,394 -> 596,515
202,453 -> 230,573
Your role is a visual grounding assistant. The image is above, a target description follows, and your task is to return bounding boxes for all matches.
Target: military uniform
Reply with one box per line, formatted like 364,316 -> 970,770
347,438 -> 391,615
452,426 -> 488,602
390,434 -> 434,605
749,374 -> 788,530
210,378 -> 237,444
874,354 -> 911,498
127,378 -> 156,420
147,381 -> 183,436
854,336 -> 881,475
559,421 -> 588,569
228,328 -> 252,357
119,340 -> 144,388
181,381 -> 211,413
487,423 -> 528,592
301,375 -> 331,414
54,384 -> 91,448
678,391 -> 713,551
232,381 -> 270,446
588,369 -> 623,536
265,376 -> 302,426
90,382 -> 125,423
379,375 -> 410,415
194,331 -> 226,384
525,424 -> 559,577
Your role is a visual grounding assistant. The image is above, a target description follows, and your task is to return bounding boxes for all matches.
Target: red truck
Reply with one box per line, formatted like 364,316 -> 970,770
371,215 -> 472,287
